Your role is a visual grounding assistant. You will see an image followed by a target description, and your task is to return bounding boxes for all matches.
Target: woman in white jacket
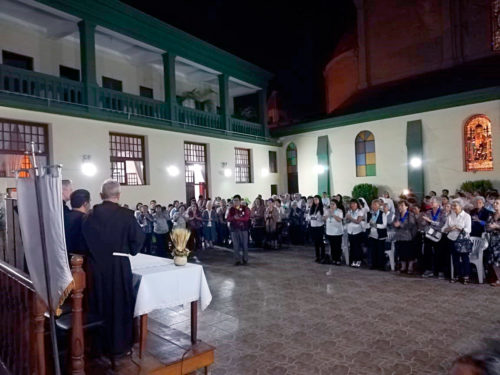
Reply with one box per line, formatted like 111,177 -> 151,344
442,199 -> 472,284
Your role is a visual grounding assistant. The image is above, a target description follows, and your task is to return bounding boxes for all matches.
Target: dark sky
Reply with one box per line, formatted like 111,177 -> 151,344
121,0 -> 356,121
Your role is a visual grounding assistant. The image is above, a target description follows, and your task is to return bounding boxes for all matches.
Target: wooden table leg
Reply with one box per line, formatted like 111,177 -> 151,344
190,301 -> 198,344
139,313 -> 148,359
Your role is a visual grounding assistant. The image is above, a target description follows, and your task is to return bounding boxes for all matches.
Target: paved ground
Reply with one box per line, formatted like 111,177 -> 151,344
149,245 -> 500,375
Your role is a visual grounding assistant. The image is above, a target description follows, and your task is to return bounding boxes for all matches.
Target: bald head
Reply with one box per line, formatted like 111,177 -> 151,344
100,179 -> 121,202
62,179 -> 73,202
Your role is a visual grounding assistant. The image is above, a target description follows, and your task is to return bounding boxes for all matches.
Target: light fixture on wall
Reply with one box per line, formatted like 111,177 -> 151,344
409,156 -> 422,169
81,155 -> 97,177
221,162 -> 232,177
261,168 -> 269,177
166,165 -> 180,176
402,189 -> 410,196
313,164 -> 326,174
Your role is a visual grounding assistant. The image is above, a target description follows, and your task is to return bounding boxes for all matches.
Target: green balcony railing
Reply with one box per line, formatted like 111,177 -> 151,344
175,104 -> 223,131
0,64 -> 83,104
0,64 -> 270,142
230,117 -> 265,137
97,87 -> 167,120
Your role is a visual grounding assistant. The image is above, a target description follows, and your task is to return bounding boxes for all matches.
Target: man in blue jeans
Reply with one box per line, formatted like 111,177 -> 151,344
227,195 -> 251,266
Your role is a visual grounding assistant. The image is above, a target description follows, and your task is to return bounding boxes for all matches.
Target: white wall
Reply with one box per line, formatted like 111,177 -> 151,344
0,106 -> 280,207
0,21 -> 219,104
279,100 -> 500,197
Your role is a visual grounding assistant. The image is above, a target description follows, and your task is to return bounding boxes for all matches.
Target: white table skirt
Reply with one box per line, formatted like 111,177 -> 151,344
128,254 -> 212,317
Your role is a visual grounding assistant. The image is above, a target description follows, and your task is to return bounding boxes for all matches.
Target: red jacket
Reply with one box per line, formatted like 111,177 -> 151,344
227,206 -> 250,231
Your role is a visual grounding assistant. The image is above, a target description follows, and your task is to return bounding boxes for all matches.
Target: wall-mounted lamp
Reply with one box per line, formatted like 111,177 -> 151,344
81,155 -> 97,177
166,165 -> 180,176
313,164 -> 326,174
261,168 -> 269,177
402,189 -> 410,196
221,162 -> 232,177
409,156 -> 422,169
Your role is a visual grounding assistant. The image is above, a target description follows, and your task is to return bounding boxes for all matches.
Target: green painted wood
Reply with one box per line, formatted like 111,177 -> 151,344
218,74 -> 231,132
78,20 -> 97,106
36,0 -> 272,88
0,64 -> 277,145
406,120 -> 424,200
317,135 -> 330,195
271,87 -> 500,137
258,88 -> 269,137
162,52 -> 176,121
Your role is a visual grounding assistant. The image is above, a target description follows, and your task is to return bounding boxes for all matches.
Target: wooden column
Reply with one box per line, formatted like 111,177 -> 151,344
70,255 -> 85,374
218,74 -> 231,132
258,88 -> 269,138
32,295 -> 46,375
162,52 -> 177,122
191,301 -> 198,344
78,20 -> 97,107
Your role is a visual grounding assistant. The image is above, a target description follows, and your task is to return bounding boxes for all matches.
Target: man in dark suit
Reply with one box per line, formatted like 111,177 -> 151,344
82,179 -> 144,358
66,189 -> 91,255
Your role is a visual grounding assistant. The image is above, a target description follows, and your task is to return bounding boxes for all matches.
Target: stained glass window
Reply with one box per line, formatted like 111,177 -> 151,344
355,131 -> 376,177
464,115 -> 493,172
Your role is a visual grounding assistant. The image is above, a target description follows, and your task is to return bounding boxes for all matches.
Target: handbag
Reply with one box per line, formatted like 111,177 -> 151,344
425,227 -> 442,242
453,229 -> 473,254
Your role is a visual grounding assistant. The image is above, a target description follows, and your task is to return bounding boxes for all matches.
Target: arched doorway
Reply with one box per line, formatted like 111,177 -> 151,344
286,142 -> 299,193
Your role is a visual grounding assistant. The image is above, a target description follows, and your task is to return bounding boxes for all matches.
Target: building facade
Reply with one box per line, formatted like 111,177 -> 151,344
0,0 -> 280,205
273,89 -> 500,198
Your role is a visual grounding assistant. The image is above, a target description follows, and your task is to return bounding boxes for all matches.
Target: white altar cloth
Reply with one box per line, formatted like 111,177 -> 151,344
128,254 -> 212,317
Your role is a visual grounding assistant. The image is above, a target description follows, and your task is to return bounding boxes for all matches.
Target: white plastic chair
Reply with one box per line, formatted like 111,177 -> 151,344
385,231 -> 396,271
450,236 -> 487,283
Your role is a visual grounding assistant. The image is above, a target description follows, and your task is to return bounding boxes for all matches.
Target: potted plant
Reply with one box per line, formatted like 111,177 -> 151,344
170,228 -> 191,266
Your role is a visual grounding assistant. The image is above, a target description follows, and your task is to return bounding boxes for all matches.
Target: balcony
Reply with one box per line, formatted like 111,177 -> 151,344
0,64 -> 270,143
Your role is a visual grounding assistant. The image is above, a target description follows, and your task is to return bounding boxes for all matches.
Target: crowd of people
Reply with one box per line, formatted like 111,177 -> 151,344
127,190 -> 500,286
61,179 -> 500,358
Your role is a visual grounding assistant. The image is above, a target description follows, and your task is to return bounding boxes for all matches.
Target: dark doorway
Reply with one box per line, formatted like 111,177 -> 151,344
286,142 -> 299,194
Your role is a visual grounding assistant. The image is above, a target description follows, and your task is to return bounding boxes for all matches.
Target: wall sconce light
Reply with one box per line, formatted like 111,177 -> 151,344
313,164 -> 326,174
221,162 -> 232,177
261,168 -> 269,177
81,155 -> 97,177
403,189 -> 410,196
409,156 -> 422,169
166,165 -> 180,176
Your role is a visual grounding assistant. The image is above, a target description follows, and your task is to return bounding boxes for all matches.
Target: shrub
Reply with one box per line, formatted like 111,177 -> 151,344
460,180 -> 493,196
352,184 -> 378,204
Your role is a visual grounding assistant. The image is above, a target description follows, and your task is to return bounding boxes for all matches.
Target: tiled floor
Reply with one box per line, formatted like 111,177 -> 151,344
149,246 -> 500,375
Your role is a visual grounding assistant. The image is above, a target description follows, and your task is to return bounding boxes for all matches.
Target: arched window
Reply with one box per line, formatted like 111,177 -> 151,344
464,115 -> 493,171
355,131 -> 376,177
286,142 -> 299,193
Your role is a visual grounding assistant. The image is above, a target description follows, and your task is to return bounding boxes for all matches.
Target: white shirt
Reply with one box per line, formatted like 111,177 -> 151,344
368,211 -> 388,239
325,208 -> 344,236
309,208 -> 325,227
322,197 -> 330,206
346,209 -> 365,235
443,210 -> 471,241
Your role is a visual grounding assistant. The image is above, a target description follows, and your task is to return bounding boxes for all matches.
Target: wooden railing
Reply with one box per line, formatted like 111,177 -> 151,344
230,117 -> 265,137
0,64 -> 83,105
175,104 -> 223,131
97,87 -> 167,120
0,256 -> 86,375
0,64 -> 271,140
